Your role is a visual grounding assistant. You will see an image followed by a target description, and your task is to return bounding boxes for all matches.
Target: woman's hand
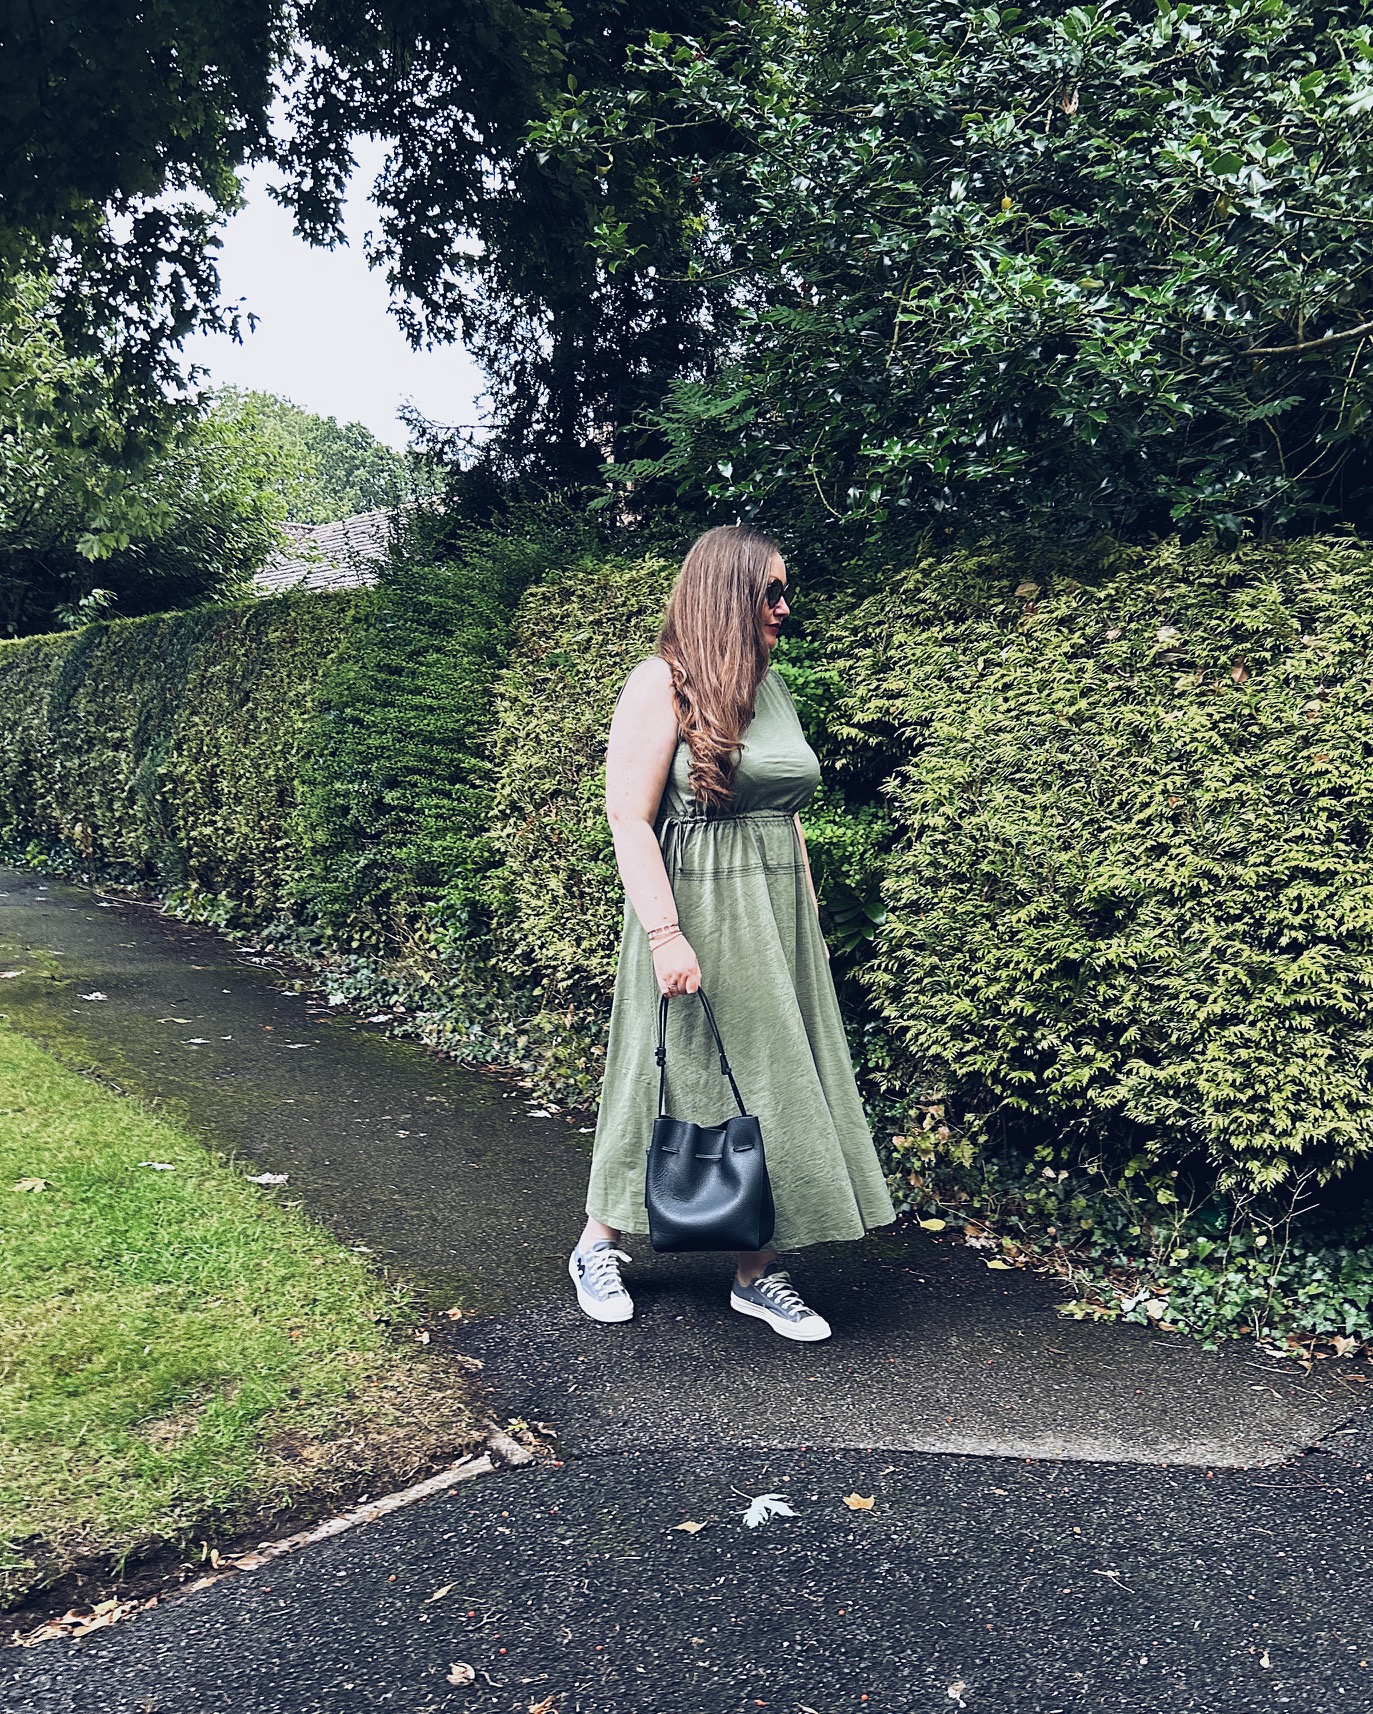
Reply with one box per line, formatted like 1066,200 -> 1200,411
652,934 -> 702,996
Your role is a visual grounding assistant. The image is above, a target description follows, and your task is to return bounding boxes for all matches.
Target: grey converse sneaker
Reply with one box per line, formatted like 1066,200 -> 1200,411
569,1240 -> 634,1323
731,1262 -> 831,1342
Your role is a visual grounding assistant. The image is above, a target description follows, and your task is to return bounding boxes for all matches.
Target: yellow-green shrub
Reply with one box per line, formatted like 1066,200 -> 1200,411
830,534 -> 1373,1193
0,595 -> 359,916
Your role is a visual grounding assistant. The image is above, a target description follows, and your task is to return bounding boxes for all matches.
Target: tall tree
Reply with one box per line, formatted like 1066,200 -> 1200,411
3,1 -> 740,486
539,0 -> 1373,541
0,1 -> 285,385
216,390 -> 415,522
277,0 -> 742,489
0,280 -> 290,636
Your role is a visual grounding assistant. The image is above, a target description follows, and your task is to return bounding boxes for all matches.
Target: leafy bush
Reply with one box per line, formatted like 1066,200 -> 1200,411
0,595 -> 359,915
833,533 -> 1373,1195
887,1128 -> 1373,1353
0,279 -> 291,637
542,0 -> 1373,541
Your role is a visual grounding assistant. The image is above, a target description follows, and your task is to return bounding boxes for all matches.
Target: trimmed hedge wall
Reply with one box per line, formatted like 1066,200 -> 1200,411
8,526 -> 1373,1347
825,535 -> 1373,1196
0,595 -> 361,918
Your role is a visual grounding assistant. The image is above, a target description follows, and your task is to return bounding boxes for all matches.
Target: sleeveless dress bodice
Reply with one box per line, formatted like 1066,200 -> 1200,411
655,667 -> 822,821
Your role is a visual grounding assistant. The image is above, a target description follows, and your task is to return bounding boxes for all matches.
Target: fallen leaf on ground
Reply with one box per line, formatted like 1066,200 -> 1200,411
445,1306 -> 465,1319
947,1680 -> 967,1705
671,1521 -> 709,1534
446,1663 -> 476,1686
918,1218 -> 946,1231
1260,1650 -> 1272,1668
842,1493 -> 876,1511
15,1597 -> 145,1645
527,1698 -> 559,1714
13,1177 -> 47,1192
0,969 -> 26,978
246,1172 -> 288,1185
986,1258 -> 1013,1270
740,1493 -> 797,1528
79,992 -> 107,1001
424,1584 -> 455,1604
157,1017 -> 193,1024
138,1161 -> 177,1171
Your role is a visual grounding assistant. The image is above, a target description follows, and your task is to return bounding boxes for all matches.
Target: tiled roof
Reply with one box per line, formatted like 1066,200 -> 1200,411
253,509 -> 396,594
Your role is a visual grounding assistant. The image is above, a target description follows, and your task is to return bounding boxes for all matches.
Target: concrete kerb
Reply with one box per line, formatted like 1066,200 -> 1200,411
9,1425 -> 540,1651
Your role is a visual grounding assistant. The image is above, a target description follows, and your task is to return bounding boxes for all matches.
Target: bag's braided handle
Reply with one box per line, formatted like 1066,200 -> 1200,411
656,987 -> 748,1119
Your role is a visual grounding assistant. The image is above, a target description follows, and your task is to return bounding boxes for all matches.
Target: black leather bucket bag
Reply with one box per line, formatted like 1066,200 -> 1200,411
645,987 -> 776,1253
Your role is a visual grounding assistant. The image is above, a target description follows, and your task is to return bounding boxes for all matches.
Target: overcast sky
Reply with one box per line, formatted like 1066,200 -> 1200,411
187,139 -> 486,449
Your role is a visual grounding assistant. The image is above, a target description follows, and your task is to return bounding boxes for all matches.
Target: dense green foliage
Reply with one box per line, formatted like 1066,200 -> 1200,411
291,529 -> 553,951
542,0 -> 1373,540
0,595 -> 359,911
214,389 -> 413,523
486,552 -> 675,994
0,282 -> 293,635
0,0 -> 282,382
7,526 -> 1373,1347
832,535 -> 1373,1194
18,0 -> 1373,534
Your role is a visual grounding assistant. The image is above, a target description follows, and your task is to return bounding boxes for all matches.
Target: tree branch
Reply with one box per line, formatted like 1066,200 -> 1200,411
1245,320 -> 1373,356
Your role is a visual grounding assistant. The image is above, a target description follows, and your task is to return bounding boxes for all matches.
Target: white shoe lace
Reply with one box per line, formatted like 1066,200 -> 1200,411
753,1270 -> 810,1318
583,1245 -> 631,1296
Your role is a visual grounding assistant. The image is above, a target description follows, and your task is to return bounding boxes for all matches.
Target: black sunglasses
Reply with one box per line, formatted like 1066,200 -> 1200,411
763,577 -> 792,609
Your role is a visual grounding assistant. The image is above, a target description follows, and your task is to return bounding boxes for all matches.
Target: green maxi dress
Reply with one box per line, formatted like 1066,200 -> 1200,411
586,663 -> 897,1252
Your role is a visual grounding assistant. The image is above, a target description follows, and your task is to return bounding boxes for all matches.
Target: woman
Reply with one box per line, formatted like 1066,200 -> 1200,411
569,524 -> 895,1341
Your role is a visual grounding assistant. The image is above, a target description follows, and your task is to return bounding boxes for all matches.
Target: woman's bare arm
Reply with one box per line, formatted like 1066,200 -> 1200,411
605,657 -> 702,994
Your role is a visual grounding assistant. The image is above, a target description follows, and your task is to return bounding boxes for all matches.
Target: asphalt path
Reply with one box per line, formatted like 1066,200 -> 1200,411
4,870 -> 1373,1713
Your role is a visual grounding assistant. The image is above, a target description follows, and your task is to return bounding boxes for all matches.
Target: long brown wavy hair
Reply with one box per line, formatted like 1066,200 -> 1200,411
656,524 -> 782,812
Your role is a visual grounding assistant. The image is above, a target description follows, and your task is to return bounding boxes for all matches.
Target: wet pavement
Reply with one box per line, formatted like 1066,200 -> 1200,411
4,868 -> 1373,1712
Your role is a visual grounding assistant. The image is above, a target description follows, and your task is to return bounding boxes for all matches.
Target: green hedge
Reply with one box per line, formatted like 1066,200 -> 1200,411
0,595 -> 360,918
826,534 -> 1373,1195
486,551 -> 676,996
7,526 -> 1373,1346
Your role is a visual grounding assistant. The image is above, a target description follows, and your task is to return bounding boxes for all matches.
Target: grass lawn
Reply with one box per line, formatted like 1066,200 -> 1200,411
0,1021 -> 480,1609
